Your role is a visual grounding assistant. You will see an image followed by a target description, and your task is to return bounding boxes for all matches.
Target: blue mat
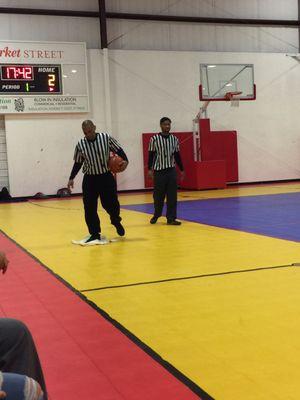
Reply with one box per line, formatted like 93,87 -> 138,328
122,192 -> 300,242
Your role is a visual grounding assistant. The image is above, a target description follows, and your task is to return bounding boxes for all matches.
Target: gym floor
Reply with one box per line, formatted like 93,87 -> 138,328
1,182 -> 300,400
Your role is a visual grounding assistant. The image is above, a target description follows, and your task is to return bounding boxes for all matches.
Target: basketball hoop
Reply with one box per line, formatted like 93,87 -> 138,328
225,91 -> 242,108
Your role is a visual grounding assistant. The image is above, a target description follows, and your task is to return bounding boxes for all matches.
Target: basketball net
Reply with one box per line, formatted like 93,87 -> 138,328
225,91 -> 242,108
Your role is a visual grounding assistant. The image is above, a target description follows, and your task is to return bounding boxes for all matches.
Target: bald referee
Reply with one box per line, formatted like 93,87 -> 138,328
68,120 -> 128,245
148,117 -> 184,225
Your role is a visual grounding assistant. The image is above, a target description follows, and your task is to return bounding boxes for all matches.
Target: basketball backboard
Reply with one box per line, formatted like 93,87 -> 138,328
199,64 -> 255,101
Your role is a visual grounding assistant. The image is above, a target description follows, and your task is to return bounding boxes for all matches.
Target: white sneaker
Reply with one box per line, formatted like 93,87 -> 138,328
72,235 -> 89,245
83,236 -> 109,246
72,235 -> 109,246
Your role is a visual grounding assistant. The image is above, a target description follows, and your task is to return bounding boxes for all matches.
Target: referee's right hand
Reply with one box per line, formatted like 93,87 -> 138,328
67,179 -> 74,191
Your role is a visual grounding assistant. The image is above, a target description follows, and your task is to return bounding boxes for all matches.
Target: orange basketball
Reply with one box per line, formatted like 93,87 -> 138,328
108,154 -> 127,173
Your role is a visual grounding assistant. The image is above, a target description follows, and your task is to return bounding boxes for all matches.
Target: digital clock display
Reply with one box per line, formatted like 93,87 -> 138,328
2,66 -> 34,81
0,64 -> 62,94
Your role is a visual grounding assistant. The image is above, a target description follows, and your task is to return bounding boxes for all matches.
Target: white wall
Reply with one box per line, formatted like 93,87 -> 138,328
0,1 -> 296,52
107,0 -> 297,19
0,1 -> 100,48
107,0 -> 299,53
5,48 -> 300,196
107,50 -> 300,188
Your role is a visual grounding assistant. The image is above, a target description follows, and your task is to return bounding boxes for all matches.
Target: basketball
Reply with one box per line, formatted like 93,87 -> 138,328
108,154 -> 127,173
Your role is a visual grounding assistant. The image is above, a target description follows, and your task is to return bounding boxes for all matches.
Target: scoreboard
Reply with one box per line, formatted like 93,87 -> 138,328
0,64 -> 62,94
0,41 -> 88,114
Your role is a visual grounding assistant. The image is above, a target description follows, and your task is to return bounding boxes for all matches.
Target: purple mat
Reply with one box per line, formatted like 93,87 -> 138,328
122,192 -> 300,242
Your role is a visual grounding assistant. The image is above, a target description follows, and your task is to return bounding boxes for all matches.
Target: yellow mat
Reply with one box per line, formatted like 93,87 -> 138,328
0,183 -> 299,399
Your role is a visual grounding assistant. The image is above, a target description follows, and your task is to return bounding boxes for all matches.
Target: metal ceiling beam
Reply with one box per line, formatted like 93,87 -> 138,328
0,7 -> 98,18
0,7 -> 298,29
99,0 -> 108,48
107,12 -> 300,27
298,0 -> 300,51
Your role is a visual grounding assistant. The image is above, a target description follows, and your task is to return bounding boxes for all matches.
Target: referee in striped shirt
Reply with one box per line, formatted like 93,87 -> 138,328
148,117 -> 184,225
68,120 -> 128,244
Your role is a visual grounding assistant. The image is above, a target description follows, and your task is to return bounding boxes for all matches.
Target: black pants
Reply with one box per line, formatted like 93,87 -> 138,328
153,167 -> 177,221
82,173 -> 121,235
0,318 -> 47,399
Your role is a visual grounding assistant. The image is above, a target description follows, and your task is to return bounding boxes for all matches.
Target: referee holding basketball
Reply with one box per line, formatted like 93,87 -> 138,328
148,117 -> 184,225
68,120 -> 128,245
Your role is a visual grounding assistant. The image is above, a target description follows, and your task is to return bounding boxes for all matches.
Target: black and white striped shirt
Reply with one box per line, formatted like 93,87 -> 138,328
73,132 -> 122,175
148,133 -> 182,171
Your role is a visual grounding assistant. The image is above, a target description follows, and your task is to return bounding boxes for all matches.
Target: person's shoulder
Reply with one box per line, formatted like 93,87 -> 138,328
77,137 -> 85,147
151,133 -> 160,139
97,132 -> 110,139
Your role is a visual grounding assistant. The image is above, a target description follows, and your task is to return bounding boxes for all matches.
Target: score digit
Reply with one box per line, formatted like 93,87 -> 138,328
48,74 -> 55,87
